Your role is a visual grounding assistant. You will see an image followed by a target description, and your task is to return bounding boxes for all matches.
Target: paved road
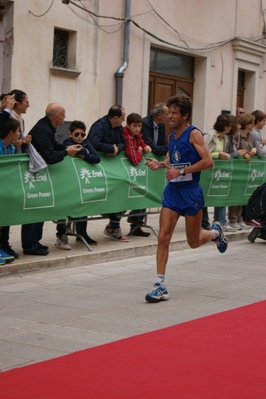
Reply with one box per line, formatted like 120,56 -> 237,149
0,238 -> 265,371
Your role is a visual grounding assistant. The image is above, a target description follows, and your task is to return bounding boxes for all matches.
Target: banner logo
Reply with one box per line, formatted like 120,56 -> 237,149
80,167 -> 92,184
207,161 -> 233,196
121,158 -> 148,197
245,162 -> 266,196
72,159 -> 107,203
19,161 -> 54,209
213,169 -> 230,182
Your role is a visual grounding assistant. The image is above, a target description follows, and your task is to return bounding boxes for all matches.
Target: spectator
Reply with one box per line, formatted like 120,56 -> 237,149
235,113 -> 257,162
9,89 -> 32,153
63,120 -> 100,246
21,103 -> 81,255
1,90 -> 32,259
250,110 -> 266,158
228,114 -> 257,230
236,107 -> 245,118
0,119 -> 21,263
242,110 -> 266,226
226,117 -> 250,230
127,102 -> 169,227
141,102 -> 169,155
0,93 -> 15,130
123,112 -> 151,237
204,114 -> 236,232
87,104 -> 129,242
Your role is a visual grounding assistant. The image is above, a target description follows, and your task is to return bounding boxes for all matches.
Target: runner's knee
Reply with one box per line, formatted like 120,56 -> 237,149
187,237 -> 200,248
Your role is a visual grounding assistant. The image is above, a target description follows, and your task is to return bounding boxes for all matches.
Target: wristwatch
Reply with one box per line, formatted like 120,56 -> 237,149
179,167 -> 186,176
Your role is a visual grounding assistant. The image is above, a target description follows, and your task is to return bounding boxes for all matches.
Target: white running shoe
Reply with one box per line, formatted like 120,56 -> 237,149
238,222 -> 251,230
55,234 -> 71,250
229,223 -> 242,230
104,224 -> 129,242
223,224 -> 237,232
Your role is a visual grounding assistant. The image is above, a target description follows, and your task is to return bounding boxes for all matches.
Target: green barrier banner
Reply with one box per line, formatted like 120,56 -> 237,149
201,158 -> 266,206
0,154 -> 265,226
0,153 -> 166,226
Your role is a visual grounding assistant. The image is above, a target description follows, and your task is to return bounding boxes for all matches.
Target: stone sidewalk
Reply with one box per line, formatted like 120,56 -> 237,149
1,209 -> 249,276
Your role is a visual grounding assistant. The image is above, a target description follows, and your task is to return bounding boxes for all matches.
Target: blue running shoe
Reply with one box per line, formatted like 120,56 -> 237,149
0,248 -> 15,263
212,222 -> 228,253
145,283 -> 169,302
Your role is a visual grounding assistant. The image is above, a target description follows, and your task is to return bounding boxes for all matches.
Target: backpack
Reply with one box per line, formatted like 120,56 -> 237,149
245,183 -> 266,222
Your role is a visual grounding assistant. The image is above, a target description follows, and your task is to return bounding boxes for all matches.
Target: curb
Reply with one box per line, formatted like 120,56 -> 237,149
0,231 -> 249,277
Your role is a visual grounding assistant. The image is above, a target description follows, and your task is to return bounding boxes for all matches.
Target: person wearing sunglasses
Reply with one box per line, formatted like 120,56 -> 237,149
236,107 -> 245,118
62,120 -> 100,247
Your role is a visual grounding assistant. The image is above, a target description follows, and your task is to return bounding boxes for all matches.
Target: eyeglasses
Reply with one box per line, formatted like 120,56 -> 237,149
74,132 -> 86,138
239,111 -> 245,114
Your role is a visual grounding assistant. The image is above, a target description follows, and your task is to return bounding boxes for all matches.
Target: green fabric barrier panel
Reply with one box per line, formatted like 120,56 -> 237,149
0,153 -> 265,226
201,158 -> 266,206
0,153 -> 166,226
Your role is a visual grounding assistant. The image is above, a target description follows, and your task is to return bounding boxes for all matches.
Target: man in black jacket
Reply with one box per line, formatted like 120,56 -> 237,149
21,103 -> 81,255
87,104 -> 129,242
141,102 -> 169,156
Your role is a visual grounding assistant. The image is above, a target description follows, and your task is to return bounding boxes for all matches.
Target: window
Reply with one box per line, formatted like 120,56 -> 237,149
53,29 -> 69,68
50,28 -> 80,78
150,48 -> 194,78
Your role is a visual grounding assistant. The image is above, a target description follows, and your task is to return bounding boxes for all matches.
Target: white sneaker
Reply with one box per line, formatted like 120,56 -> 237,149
238,222 -> 251,230
229,223 -> 242,230
55,234 -> 71,250
223,224 -> 237,232
103,224 -> 129,242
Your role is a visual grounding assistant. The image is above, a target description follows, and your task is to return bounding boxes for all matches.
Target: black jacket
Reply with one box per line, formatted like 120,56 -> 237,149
87,115 -> 125,154
141,115 -> 168,156
29,116 -> 67,164
63,137 -> 100,164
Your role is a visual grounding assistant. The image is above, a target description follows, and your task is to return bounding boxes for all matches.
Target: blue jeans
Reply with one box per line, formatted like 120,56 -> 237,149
107,212 -> 126,229
214,207 -> 227,225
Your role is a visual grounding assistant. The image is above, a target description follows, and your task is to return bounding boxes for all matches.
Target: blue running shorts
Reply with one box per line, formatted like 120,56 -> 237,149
162,183 -> 204,216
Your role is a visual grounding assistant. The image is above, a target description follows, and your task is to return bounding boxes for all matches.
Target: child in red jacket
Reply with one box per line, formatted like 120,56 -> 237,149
124,113 -> 152,237
123,113 -> 151,165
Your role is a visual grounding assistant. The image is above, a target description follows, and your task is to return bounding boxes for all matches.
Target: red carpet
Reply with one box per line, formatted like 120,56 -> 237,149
1,301 -> 266,399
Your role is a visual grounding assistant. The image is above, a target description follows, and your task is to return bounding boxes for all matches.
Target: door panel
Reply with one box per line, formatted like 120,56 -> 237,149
148,72 -> 194,134
149,72 -> 194,110
155,76 -> 175,102
237,87 -> 245,109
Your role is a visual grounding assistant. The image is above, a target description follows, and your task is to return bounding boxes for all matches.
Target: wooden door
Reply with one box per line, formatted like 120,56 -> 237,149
148,72 -> 194,134
148,72 -> 194,112
237,87 -> 245,109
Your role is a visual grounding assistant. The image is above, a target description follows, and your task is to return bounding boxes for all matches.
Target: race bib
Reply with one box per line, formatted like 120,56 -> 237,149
169,162 -> 192,183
